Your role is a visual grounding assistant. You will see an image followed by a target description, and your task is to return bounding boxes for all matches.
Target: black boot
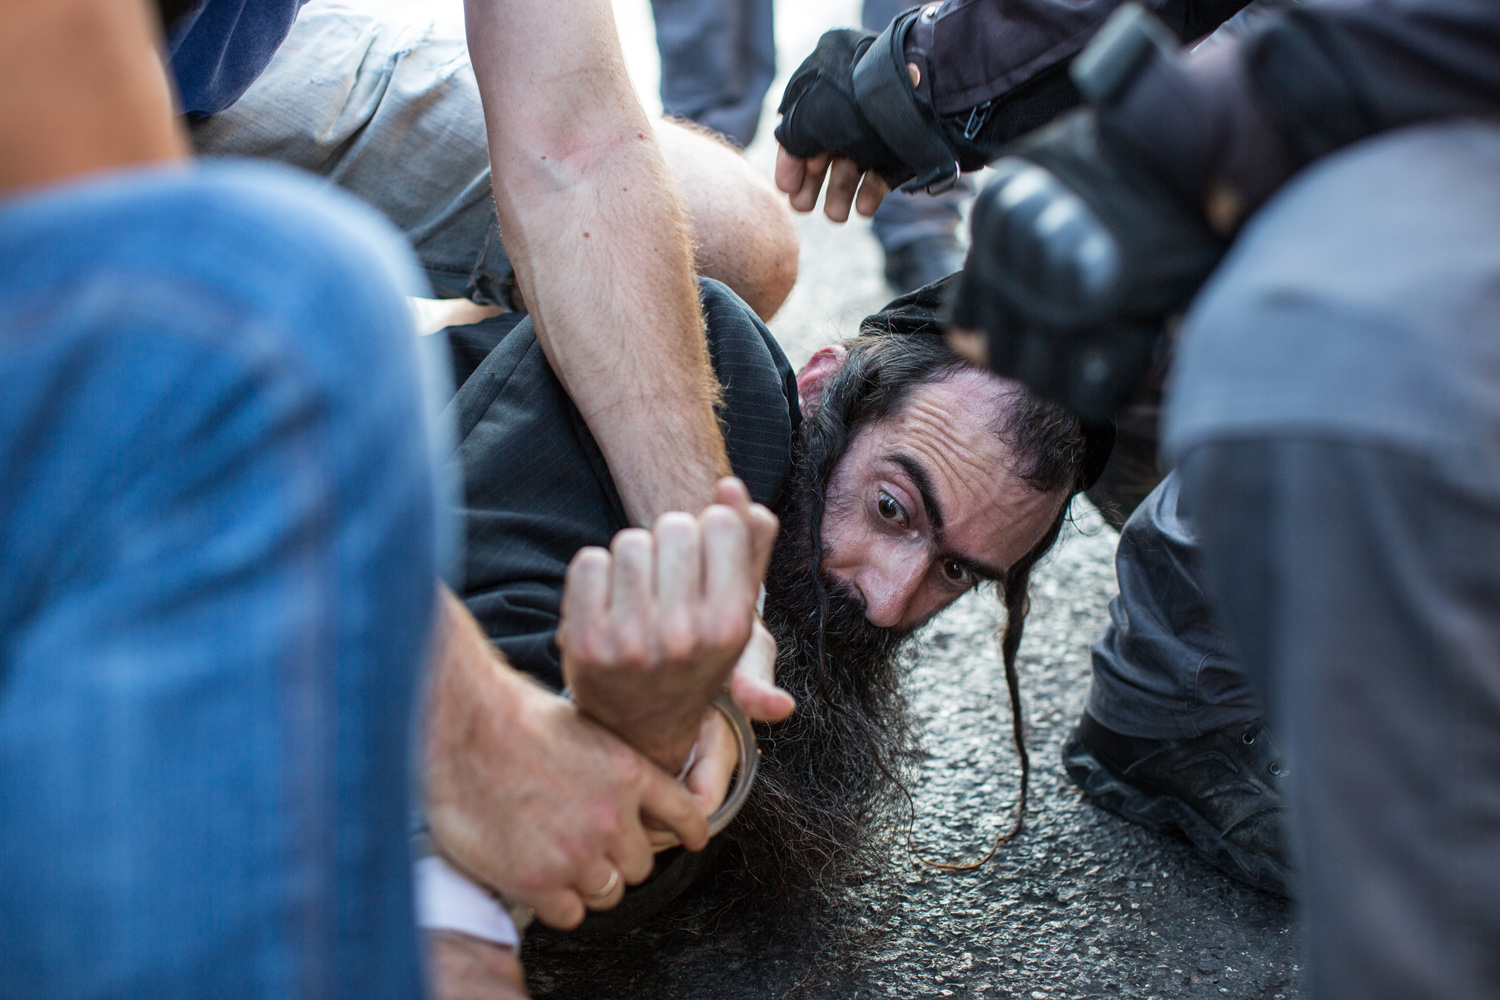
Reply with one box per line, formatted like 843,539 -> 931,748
1063,712 -> 1294,896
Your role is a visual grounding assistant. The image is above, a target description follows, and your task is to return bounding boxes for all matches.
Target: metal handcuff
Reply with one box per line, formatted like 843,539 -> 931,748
651,691 -> 760,847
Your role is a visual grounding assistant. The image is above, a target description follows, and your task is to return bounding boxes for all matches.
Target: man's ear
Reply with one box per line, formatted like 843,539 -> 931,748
795,345 -> 847,420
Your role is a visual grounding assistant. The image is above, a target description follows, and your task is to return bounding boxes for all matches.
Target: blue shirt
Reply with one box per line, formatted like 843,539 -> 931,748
166,0 -> 309,115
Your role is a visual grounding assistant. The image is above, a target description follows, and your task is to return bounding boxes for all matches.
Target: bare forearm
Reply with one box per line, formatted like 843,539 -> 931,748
0,0 -> 185,198
464,0 -> 729,526
520,151 -> 727,528
424,590 -> 532,876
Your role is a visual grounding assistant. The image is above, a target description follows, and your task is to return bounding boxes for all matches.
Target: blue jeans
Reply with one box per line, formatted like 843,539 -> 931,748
0,162 -> 439,999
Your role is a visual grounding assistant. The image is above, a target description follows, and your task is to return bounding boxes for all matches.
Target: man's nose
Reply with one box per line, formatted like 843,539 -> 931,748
855,556 -> 927,629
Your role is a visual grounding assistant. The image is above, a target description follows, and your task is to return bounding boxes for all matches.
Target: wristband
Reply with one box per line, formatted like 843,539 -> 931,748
650,692 -> 760,849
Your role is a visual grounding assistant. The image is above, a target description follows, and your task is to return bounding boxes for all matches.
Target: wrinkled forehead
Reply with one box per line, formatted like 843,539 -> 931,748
866,371 -> 1014,488
849,371 -> 1060,568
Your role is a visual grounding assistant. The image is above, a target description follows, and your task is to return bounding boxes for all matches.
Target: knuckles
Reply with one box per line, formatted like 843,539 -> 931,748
748,505 -> 780,541
652,510 -> 699,542
575,638 -> 612,669
561,621 -> 611,666
515,854 -> 570,901
699,504 -> 750,544
610,527 -> 655,561
584,801 -> 627,844
542,896 -> 586,930
609,625 -> 652,670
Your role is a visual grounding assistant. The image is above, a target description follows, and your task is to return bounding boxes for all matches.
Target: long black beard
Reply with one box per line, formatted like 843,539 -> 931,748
718,429 -> 919,904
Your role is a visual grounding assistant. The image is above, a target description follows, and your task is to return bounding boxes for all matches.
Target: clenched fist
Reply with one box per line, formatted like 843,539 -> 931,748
558,478 -> 784,772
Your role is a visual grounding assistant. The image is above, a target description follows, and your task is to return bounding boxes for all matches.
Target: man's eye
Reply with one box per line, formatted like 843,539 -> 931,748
877,491 -> 907,525
941,558 -> 972,586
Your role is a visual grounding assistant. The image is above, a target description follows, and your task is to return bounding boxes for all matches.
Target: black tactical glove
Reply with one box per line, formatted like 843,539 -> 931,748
950,4 -> 1226,423
775,10 -> 962,193
775,28 -> 911,185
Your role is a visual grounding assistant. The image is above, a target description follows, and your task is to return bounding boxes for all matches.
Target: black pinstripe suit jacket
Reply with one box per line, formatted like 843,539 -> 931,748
444,279 -> 799,690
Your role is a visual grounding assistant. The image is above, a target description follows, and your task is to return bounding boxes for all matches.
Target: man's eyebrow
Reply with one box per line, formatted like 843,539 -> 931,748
948,553 -> 1007,585
890,452 -> 944,533
889,451 -> 1007,583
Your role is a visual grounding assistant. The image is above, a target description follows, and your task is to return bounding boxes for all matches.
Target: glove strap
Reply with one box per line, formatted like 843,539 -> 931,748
853,7 -> 960,194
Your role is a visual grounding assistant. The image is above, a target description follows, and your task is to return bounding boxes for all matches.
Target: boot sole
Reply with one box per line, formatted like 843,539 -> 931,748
1062,734 -> 1292,898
